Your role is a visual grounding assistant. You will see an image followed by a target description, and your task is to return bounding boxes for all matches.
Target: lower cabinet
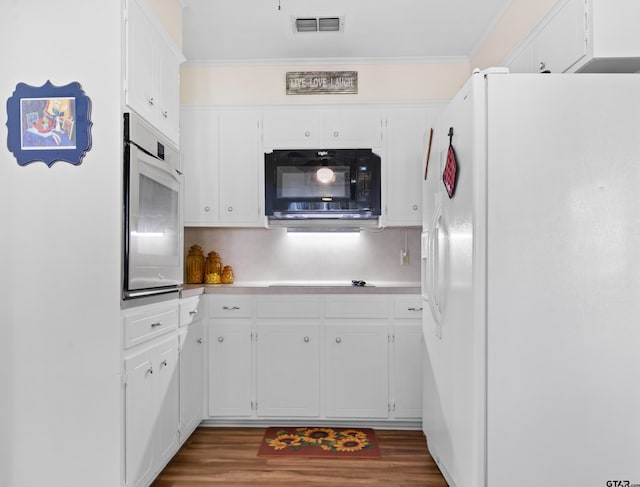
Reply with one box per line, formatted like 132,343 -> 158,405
205,293 -> 423,425
256,321 -> 321,417
179,320 -> 204,442
208,321 -> 253,417
124,334 -> 180,487
325,321 -> 390,418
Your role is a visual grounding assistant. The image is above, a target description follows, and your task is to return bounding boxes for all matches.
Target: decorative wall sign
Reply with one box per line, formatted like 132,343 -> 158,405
442,127 -> 458,198
6,80 -> 92,167
286,71 -> 358,95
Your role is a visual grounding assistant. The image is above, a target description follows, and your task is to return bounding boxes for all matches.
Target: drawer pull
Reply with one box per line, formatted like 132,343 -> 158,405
222,306 -> 240,311
197,338 -> 203,344
160,360 -> 167,368
407,307 -> 423,312
146,367 -> 153,376
150,321 -> 163,328
189,310 -> 198,316
218,336 -> 224,343
304,336 -> 310,343
335,337 -> 342,344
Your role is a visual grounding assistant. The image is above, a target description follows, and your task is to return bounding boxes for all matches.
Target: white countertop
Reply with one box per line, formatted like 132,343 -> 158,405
183,280 -> 420,295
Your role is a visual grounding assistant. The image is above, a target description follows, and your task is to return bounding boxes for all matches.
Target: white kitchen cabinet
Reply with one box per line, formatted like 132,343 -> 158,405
391,296 -> 423,419
262,108 -> 383,149
203,293 -> 422,424
505,0 -> 640,74
208,321 -> 253,417
124,334 -> 180,487
181,108 -> 263,227
325,321 -> 390,418
533,0 -> 586,74
384,108 -> 430,226
218,110 -> 262,225
256,321 -> 320,417
178,296 -> 204,442
181,108 -> 219,225
125,0 -> 183,144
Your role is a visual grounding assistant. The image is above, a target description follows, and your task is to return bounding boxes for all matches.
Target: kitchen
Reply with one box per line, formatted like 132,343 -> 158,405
1,1 -> 639,487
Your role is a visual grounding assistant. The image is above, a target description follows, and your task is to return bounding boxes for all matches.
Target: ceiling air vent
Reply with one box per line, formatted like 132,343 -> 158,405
295,18 -> 318,32
318,17 -> 340,31
294,16 -> 343,33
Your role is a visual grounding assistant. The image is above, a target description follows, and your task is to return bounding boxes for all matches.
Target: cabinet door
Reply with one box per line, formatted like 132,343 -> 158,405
385,108 -> 429,226
256,321 -> 320,417
156,38 -> 181,144
262,110 -> 322,148
218,111 -> 262,225
393,322 -> 423,419
181,108 -> 219,225
124,348 -> 155,487
208,321 -> 253,416
325,322 -> 390,418
323,109 -> 384,148
534,0 -> 586,73
155,337 -> 180,467
179,321 -> 204,442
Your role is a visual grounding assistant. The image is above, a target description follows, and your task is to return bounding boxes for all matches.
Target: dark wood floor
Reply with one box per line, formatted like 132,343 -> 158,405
152,427 -> 447,487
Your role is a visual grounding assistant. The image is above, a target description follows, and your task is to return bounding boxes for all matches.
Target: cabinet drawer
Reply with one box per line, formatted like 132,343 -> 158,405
123,301 -> 179,349
256,295 -> 321,318
208,295 -> 253,317
393,296 -> 424,318
325,296 -> 390,318
179,296 -> 201,327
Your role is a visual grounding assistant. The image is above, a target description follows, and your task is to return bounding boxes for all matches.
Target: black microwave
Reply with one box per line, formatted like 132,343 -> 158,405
264,149 -> 381,221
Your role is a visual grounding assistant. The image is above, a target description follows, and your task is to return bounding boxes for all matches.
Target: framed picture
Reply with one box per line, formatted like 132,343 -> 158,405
6,80 -> 92,167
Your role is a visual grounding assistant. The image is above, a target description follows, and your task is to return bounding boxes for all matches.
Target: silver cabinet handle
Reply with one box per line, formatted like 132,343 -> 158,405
147,97 -> 155,106
408,307 -> 423,311
150,322 -> 162,328
222,306 -> 240,310
197,338 -> 203,344
218,336 -> 224,342
160,359 -> 167,368
304,131 -> 311,137
304,336 -> 310,343
335,337 -> 342,343
540,61 -> 546,71
204,206 -> 210,212
227,206 -> 233,212
333,131 -> 339,138
146,367 -> 153,375
161,110 -> 168,118
412,204 -> 418,210
189,310 -> 198,316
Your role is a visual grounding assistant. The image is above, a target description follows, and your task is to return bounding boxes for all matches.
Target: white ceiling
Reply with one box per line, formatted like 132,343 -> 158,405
181,0 -> 513,64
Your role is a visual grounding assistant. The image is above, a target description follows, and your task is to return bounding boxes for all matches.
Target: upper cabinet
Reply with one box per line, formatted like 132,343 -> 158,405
262,108 -> 384,149
383,108 -> 431,227
506,0 -> 640,74
125,0 -> 184,145
181,108 -> 263,227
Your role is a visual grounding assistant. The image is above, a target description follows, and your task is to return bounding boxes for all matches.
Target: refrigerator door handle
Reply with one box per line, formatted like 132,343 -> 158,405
427,203 -> 443,331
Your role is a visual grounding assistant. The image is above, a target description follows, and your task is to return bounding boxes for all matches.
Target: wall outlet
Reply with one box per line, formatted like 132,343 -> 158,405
400,248 -> 409,265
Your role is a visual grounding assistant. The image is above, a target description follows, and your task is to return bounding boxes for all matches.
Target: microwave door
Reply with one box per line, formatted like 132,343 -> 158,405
126,148 -> 182,292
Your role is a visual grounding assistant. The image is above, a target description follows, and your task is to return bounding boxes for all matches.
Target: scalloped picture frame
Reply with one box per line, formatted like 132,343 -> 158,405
6,80 -> 92,167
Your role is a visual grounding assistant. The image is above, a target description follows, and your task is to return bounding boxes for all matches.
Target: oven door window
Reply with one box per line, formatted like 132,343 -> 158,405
128,150 -> 181,286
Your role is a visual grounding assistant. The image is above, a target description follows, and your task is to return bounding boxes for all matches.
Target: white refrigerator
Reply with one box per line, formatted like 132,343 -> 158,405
421,70 -> 640,487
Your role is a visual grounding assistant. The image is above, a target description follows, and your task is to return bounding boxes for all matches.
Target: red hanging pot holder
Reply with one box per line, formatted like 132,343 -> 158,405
442,127 -> 458,198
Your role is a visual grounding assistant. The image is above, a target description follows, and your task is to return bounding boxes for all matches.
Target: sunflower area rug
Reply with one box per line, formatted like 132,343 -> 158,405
257,427 -> 381,458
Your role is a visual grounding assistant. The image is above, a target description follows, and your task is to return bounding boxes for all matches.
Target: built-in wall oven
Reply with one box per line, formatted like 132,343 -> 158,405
122,112 -> 182,300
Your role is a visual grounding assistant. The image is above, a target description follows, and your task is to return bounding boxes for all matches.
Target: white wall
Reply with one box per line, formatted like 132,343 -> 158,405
0,2 -> 122,486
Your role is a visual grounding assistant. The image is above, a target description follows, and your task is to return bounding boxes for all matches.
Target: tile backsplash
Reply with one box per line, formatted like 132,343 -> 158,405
185,227 -> 421,283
